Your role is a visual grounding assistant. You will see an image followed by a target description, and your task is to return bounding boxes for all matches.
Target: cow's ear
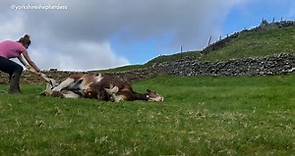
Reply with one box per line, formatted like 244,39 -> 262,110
146,89 -> 151,93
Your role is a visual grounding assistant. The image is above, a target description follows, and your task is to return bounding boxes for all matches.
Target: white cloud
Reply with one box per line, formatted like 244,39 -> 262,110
0,16 -> 24,40
30,41 -> 129,71
17,0 -> 245,48
0,0 -> 247,70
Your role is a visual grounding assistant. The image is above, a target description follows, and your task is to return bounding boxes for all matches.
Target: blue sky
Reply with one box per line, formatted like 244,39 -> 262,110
0,0 -> 294,71
224,0 -> 295,34
113,0 -> 295,65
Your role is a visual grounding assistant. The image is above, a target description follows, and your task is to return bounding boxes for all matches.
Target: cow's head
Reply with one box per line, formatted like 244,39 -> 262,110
83,73 -> 105,98
146,89 -> 164,102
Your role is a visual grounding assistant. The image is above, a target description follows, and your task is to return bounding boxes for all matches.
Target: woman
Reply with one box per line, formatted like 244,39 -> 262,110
0,34 -> 42,94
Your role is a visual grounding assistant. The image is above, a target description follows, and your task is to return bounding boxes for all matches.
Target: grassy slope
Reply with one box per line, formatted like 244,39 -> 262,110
95,27 -> 295,72
91,65 -> 144,73
143,26 -> 295,66
145,51 -> 201,66
94,26 -> 295,72
93,51 -> 202,72
94,51 -> 202,73
0,75 -> 295,155
202,26 -> 295,61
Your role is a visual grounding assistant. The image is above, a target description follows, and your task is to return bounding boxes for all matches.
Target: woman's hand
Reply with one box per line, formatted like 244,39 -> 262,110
40,73 -> 51,83
26,65 -> 37,73
26,66 -> 43,78
26,65 -> 51,83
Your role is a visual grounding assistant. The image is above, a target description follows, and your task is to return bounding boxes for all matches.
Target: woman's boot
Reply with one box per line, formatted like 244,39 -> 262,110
9,72 -> 21,94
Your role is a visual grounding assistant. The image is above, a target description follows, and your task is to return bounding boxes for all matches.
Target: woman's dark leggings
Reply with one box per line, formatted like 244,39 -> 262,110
0,56 -> 23,79
0,56 -> 23,93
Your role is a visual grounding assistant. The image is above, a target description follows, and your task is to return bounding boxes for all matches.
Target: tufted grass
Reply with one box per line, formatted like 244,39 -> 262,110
0,75 -> 295,155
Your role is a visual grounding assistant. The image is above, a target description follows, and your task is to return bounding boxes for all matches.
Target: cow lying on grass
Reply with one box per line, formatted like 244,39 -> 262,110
40,73 -> 164,102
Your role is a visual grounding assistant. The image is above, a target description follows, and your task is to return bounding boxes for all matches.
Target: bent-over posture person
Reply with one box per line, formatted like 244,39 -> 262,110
0,34 -> 42,94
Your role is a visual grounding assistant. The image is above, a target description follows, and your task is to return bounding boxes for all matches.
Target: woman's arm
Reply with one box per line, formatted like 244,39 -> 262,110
21,50 -> 41,72
17,55 -> 37,74
17,55 -> 29,67
19,52 -> 51,82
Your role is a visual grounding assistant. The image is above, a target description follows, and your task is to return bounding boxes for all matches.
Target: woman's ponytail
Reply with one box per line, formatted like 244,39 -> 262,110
18,34 -> 31,46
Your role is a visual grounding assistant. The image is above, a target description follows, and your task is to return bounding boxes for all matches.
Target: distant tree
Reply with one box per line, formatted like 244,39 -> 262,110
207,36 -> 212,46
260,19 -> 269,27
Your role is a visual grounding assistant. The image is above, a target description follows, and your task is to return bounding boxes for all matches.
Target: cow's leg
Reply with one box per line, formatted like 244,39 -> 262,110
52,78 -> 75,92
106,92 -> 125,102
105,85 -> 119,95
104,85 -> 122,102
112,94 -> 126,102
61,90 -> 81,99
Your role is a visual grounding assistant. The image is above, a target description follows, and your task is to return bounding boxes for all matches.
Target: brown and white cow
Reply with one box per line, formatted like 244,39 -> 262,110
40,73 -> 164,102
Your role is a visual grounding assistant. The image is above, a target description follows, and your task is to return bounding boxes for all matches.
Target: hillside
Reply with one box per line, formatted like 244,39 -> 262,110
102,20 -> 295,72
145,50 -> 201,66
201,21 -> 295,61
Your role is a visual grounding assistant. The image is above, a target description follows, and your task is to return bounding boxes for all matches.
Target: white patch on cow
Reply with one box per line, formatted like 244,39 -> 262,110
148,96 -> 164,102
62,91 -> 81,99
79,79 -> 88,91
95,73 -> 103,83
288,67 -> 295,72
105,85 -> 119,95
52,78 -> 75,92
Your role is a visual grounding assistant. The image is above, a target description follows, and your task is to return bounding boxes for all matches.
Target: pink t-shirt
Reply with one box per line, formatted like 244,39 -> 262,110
0,40 -> 26,59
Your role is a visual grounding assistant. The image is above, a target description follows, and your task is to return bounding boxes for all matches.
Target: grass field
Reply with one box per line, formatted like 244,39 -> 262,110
0,75 -> 295,155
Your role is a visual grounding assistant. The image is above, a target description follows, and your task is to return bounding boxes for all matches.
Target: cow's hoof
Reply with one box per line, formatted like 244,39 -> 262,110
40,91 -> 46,96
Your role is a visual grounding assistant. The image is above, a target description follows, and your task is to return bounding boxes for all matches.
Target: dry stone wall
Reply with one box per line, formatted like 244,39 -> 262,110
0,68 -> 163,85
0,53 -> 295,85
153,53 -> 295,77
